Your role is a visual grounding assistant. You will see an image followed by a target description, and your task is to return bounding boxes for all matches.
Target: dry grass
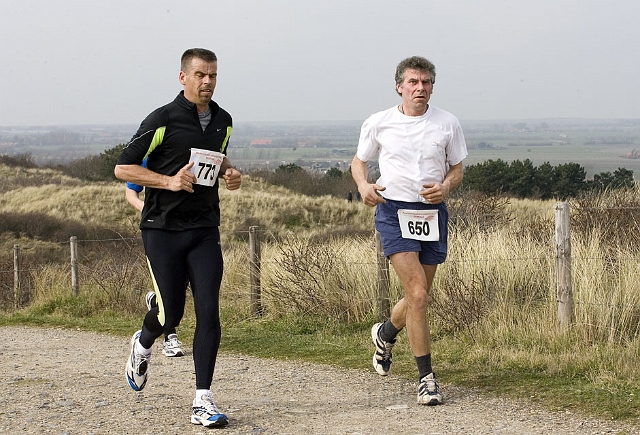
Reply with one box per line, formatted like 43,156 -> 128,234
219,177 -> 373,240
0,164 -> 82,193
258,235 -> 383,321
3,165 -> 640,397
3,172 -> 639,341
0,183 -> 138,230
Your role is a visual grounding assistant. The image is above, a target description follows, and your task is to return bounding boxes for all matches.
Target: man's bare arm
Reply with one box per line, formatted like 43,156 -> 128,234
420,162 -> 464,204
350,155 -> 386,207
114,163 -> 197,193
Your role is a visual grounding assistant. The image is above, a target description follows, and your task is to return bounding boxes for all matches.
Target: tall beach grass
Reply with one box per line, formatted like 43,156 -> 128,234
2,167 -> 640,420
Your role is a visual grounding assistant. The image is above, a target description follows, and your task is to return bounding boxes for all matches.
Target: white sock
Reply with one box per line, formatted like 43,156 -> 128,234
194,389 -> 210,404
135,339 -> 151,357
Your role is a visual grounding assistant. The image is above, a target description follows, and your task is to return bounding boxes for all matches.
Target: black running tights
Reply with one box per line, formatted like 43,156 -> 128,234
140,227 -> 223,390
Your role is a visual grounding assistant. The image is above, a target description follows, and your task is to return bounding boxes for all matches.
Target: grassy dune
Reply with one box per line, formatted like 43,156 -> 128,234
1,164 -> 640,423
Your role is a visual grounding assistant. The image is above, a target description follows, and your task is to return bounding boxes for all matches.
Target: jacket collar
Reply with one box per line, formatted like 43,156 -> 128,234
175,91 -> 220,115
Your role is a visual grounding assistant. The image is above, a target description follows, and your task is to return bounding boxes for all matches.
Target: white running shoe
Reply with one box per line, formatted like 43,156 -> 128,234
145,291 -> 156,311
162,334 -> 185,357
417,372 -> 443,405
146,292 -> 184,357
371,322 -> 396,376
191,393 -> 228,427
125,330 -> 151,391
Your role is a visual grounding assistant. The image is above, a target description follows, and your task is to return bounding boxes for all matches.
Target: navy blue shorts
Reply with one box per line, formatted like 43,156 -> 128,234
375,199 -> 449,265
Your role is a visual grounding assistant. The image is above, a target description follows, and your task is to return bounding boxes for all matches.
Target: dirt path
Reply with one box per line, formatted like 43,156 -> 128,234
0,326 -> 637,434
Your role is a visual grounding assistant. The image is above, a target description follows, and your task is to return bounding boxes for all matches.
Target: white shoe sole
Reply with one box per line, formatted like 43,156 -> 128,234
371,323 -> 391,376
417,394 -> 442,405
162,349 -> 185,357
125,331 -> 147,391
191,414 -> 228,427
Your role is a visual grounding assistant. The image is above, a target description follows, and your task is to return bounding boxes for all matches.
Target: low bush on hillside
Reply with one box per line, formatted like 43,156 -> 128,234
571,187 -> 640,250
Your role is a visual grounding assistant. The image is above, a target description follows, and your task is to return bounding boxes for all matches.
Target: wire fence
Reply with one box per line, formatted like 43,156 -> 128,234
3,202 -> 640,326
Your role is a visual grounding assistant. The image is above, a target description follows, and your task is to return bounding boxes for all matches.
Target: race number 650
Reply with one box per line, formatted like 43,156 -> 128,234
407,220 -> 431,237
397,209 -> 440,241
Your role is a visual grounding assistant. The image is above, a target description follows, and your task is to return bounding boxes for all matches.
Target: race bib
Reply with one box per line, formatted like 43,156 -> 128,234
189,148 -> 224,187
397,209 -> 440,241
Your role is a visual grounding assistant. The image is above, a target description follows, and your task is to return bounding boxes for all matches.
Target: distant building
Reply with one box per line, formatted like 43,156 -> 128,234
250,138 -> 273,147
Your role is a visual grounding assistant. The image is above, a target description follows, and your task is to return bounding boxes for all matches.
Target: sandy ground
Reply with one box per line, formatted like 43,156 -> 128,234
0,326 -> 637,435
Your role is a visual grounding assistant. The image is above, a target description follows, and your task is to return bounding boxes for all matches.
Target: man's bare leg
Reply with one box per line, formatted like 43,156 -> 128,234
388,252 -> 437,357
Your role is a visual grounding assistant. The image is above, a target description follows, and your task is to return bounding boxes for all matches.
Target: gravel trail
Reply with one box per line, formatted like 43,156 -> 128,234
0,326 -> 636,434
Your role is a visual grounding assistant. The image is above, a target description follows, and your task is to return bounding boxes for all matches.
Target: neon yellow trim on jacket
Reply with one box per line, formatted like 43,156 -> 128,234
221,126 -> 232,154
143,127 -> 166,159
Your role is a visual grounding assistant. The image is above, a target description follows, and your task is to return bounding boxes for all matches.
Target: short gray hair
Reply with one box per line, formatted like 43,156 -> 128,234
395,56 -> 436,94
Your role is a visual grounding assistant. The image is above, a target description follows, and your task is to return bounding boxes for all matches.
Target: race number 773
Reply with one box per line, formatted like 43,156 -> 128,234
197,162 -> 217,181
189,148 -> 224,187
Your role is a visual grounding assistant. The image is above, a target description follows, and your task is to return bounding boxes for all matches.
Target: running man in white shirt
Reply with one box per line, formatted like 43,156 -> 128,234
351,56 -> 468,405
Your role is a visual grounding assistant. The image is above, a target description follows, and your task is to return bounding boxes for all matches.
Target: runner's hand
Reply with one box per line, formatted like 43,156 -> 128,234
222,167 -> 242,190
420,183 -> 448,204
168,162 -> 197,192
360,184 -> 386,207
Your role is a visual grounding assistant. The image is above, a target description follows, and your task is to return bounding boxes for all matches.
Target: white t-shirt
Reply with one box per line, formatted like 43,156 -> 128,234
356,104 -> 468,203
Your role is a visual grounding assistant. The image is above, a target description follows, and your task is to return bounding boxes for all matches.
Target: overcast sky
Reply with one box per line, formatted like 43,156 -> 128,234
1,0 -> 638,126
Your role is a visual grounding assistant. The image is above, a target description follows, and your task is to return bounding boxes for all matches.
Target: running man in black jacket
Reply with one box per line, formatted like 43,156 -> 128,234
115,48 -> 241,428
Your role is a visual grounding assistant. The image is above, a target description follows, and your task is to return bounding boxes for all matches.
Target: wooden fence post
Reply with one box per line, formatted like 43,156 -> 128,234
555,202 -> 573,326
249,226 -> 263,317
14,244 -> 20,309
70,236 -> 79,295
375,230 -> 390,320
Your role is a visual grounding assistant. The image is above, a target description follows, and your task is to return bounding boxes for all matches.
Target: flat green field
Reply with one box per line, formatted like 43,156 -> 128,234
464,144 -> 640,178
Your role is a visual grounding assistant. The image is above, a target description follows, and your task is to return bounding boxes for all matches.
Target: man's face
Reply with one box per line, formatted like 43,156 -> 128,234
179,58 -> 217,110
396,68 -> 433,113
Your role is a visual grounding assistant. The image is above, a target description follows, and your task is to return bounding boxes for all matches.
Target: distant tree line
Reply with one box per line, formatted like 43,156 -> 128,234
254,160 -> 632,201
0,153 -> 38,169
54,145 -> 360,200
3,146 -> 635,201
462,159 -> 634,200
47,143 -> 126,182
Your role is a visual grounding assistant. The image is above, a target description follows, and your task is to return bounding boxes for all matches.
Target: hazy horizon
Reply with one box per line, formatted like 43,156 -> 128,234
2,116 -> 639,132
1,0 -> 638,127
